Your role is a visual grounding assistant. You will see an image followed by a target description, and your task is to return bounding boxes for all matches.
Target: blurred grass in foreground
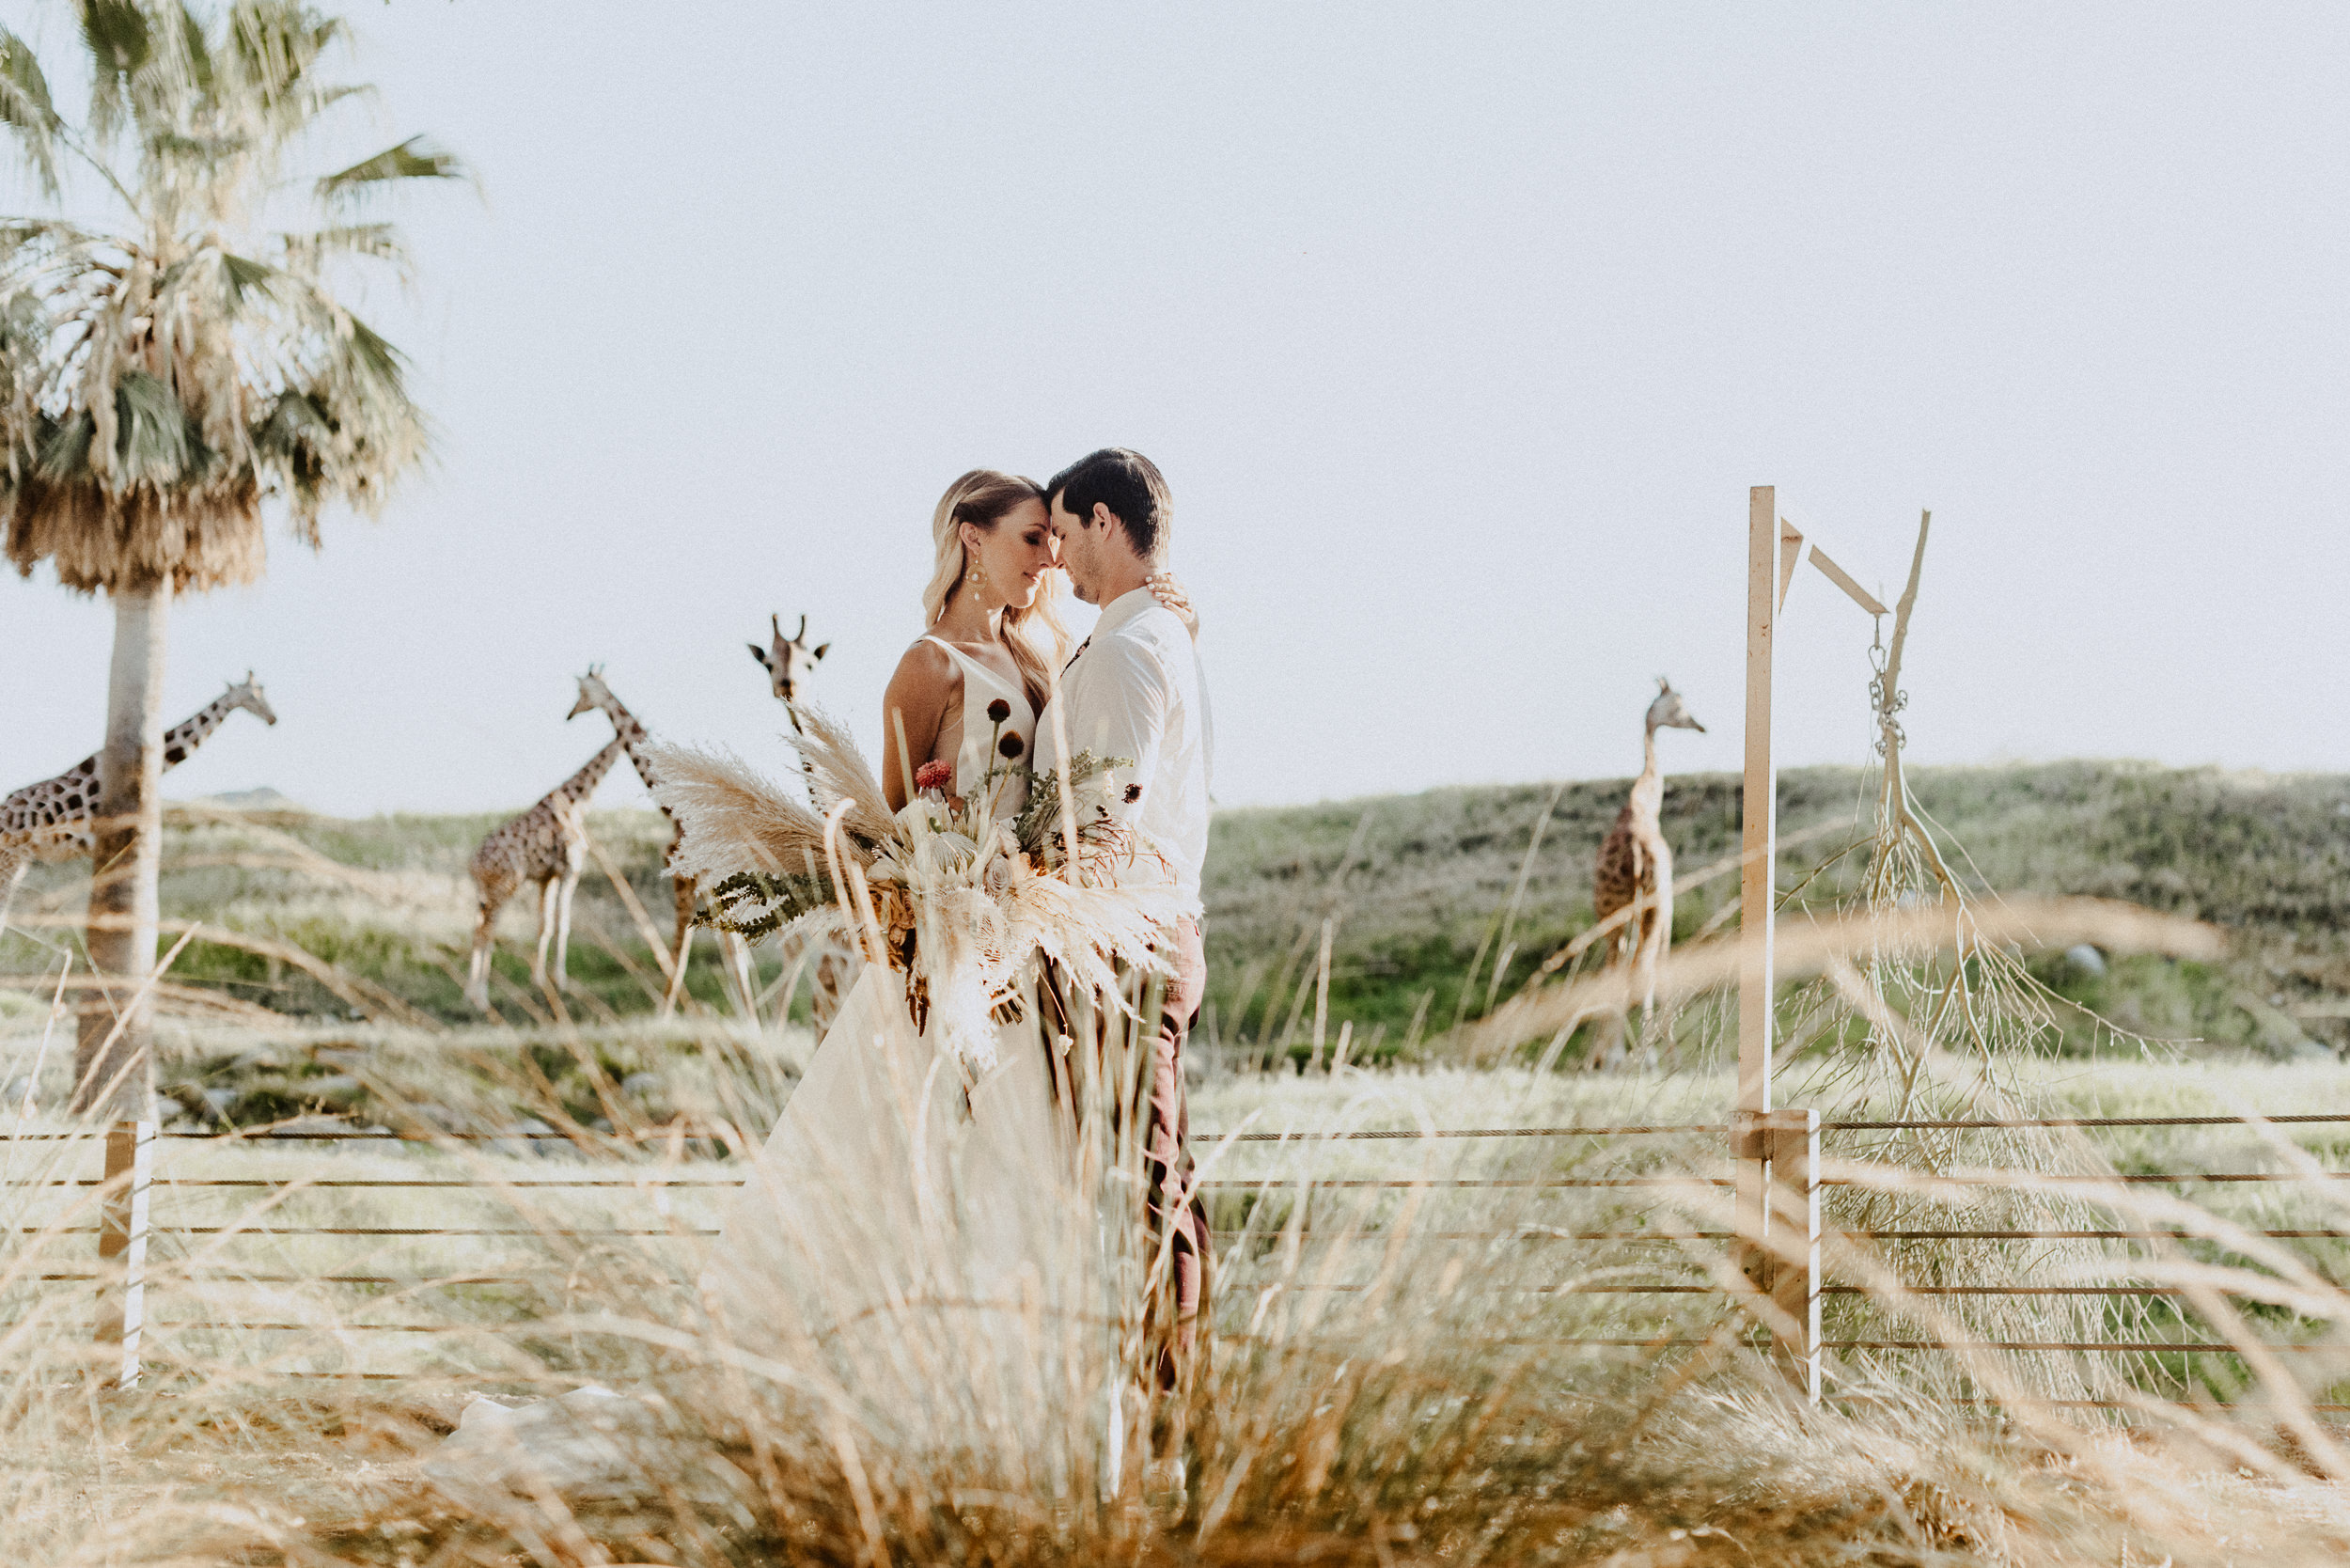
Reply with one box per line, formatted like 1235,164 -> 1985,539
5,1053 -> 2350,1566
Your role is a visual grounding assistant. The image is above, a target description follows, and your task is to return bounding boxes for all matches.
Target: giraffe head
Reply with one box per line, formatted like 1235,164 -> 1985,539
1645,678 -> 1705,737
567,666 -> 617,722
226,672 -> 278,727
748,613 -> 828,705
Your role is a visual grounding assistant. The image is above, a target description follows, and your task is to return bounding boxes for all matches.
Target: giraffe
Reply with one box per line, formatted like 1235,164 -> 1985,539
749,612 -> 851,1029
567,666 -> 755,1015
747,612 -> 828,707
1590,679 -> 1706,1062
0,675 -> 279,925
464,735 -> 627,1010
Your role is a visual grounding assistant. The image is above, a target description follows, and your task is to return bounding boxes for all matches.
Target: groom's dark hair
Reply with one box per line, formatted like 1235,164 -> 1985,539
1048,447 -> 1171,564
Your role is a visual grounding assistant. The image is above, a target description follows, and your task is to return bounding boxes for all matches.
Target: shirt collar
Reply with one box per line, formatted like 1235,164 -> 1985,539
1091,586 -> 1158,638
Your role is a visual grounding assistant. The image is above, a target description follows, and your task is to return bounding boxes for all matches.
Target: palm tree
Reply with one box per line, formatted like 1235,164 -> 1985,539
0,3 -> 461,1115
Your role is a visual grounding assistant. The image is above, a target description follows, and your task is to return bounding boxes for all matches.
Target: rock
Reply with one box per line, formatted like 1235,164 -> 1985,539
419,1387 -> 668,1514
2061,943 -> 2107,978
277,1113 -> 353,1142
494,1119 -> 559,1159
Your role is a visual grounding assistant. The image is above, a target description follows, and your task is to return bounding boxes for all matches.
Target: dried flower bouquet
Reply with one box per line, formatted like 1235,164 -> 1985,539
649,703 -> 1197,1075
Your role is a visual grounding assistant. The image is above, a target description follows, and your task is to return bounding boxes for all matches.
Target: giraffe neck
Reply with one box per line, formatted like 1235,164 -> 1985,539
1628,728 -> 1665,823
598,697 -> 664,796
161,692 -> 242,768
778,699 -> 823,787
24,691 -> 243,823
556,739 -> 627,807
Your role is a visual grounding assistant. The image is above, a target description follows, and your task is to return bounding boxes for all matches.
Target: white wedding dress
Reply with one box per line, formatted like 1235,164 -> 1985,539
426,644 -> 1104,1511
697,640 -> 1085,1426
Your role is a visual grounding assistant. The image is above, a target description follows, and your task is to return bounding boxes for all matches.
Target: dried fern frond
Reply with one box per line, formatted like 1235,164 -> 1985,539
647,743 -> 861,887
781,702 -> 897,846
1001,867 -> 1198,1007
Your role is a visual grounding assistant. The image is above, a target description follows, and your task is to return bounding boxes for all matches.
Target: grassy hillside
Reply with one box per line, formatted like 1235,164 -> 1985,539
1204,760 -> 2350,1058
3,760 -> 2345,1060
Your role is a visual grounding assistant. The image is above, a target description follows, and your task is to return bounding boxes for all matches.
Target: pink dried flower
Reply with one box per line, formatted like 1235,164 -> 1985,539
914,760 -> 953,793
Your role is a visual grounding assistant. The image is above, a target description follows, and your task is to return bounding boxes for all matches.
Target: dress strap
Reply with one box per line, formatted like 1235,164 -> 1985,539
920,634 -> 975,669
921,636 -> 1030,715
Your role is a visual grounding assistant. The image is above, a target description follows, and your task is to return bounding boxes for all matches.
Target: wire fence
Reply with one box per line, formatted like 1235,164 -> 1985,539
5,1106 -> 2346,1409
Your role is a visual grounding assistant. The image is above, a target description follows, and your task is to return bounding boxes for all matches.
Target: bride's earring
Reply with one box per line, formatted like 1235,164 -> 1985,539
966,557 -> 992,604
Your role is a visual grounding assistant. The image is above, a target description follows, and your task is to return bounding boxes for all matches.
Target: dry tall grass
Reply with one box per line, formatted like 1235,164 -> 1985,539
4,1022 -> 2349,1566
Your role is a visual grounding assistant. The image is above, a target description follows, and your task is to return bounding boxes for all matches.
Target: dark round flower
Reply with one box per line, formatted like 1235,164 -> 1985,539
1122,783 -> 1144,804
998,731 -> 1026,759
986,698 -> 1011,724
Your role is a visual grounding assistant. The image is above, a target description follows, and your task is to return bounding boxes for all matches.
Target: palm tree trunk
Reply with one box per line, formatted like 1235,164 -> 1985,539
73,585 -> 169,1118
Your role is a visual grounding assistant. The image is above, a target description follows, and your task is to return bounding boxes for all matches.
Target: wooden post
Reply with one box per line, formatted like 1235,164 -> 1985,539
1735,486 -> 1891,1394
94,1118 -> 155,1388
1737,487 -> 1783,1313
1732,1106 -> 1820,1399
1740,486 -> 1782,1116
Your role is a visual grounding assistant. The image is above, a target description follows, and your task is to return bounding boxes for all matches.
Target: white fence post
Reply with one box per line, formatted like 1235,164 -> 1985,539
95,1118 -> 155,1388
1732,1105 -> 1820,1399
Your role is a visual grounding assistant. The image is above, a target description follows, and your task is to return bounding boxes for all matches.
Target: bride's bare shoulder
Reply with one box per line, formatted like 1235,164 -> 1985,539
885,635 -> 958,695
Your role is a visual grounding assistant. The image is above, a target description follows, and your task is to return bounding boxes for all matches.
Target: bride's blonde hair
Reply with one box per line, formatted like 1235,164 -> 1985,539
921,469 -> 1073,714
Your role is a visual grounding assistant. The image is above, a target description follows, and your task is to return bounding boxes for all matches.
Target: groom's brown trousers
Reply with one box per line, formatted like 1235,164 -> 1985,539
1041,917 -> 1212,1396
1145,918 -> 1212,1393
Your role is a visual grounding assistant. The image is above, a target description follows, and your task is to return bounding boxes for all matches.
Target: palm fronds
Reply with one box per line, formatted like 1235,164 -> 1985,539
0,1 -> 452,594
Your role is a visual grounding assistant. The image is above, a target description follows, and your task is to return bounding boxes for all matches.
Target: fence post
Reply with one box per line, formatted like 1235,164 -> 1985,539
94,1118 -> 155,1388
1732,1105 -> 1820,1401
1739,486 -> 1781,1121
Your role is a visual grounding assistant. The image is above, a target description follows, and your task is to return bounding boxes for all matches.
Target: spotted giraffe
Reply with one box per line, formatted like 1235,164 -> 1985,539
567,667 -> 756,1015
464,735 -> 628,1010
1590,678 -> 1706,1063
749,612 -> 851,1028
0,675 -> 279,924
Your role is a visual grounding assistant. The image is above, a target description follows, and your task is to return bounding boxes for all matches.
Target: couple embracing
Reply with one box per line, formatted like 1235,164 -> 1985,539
701,448 -> 1214,1474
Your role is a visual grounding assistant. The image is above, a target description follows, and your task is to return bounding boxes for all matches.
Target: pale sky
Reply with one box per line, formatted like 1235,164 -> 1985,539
3,4 -> 2346,816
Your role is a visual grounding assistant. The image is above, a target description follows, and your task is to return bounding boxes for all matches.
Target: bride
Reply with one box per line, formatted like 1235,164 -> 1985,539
698,471 -> 1070,1373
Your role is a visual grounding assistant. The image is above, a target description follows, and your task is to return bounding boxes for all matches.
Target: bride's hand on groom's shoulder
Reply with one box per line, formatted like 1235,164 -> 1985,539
1148,571 -> 1200,641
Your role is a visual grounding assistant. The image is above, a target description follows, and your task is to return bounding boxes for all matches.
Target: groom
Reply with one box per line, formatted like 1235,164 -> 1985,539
1038,447 -> 1215,1402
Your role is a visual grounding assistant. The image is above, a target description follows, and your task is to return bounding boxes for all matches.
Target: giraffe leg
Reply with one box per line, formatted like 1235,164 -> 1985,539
1585,1010 -> 1626,1071
661,874 -> 696,1016
1633,884 -> 1674,1058
1628,912 -> 1656,1023
0,848 -> 26,934
531,878 -> 558,996
466,885 -> 507,1012
809,941 -> 849,1032
1582,905 -> 1632,1071
720,932 -> 757,1020
552,865 -> 584,995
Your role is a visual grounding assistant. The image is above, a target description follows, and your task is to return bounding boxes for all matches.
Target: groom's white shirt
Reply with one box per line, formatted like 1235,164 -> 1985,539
1039,586 -> 1214,902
